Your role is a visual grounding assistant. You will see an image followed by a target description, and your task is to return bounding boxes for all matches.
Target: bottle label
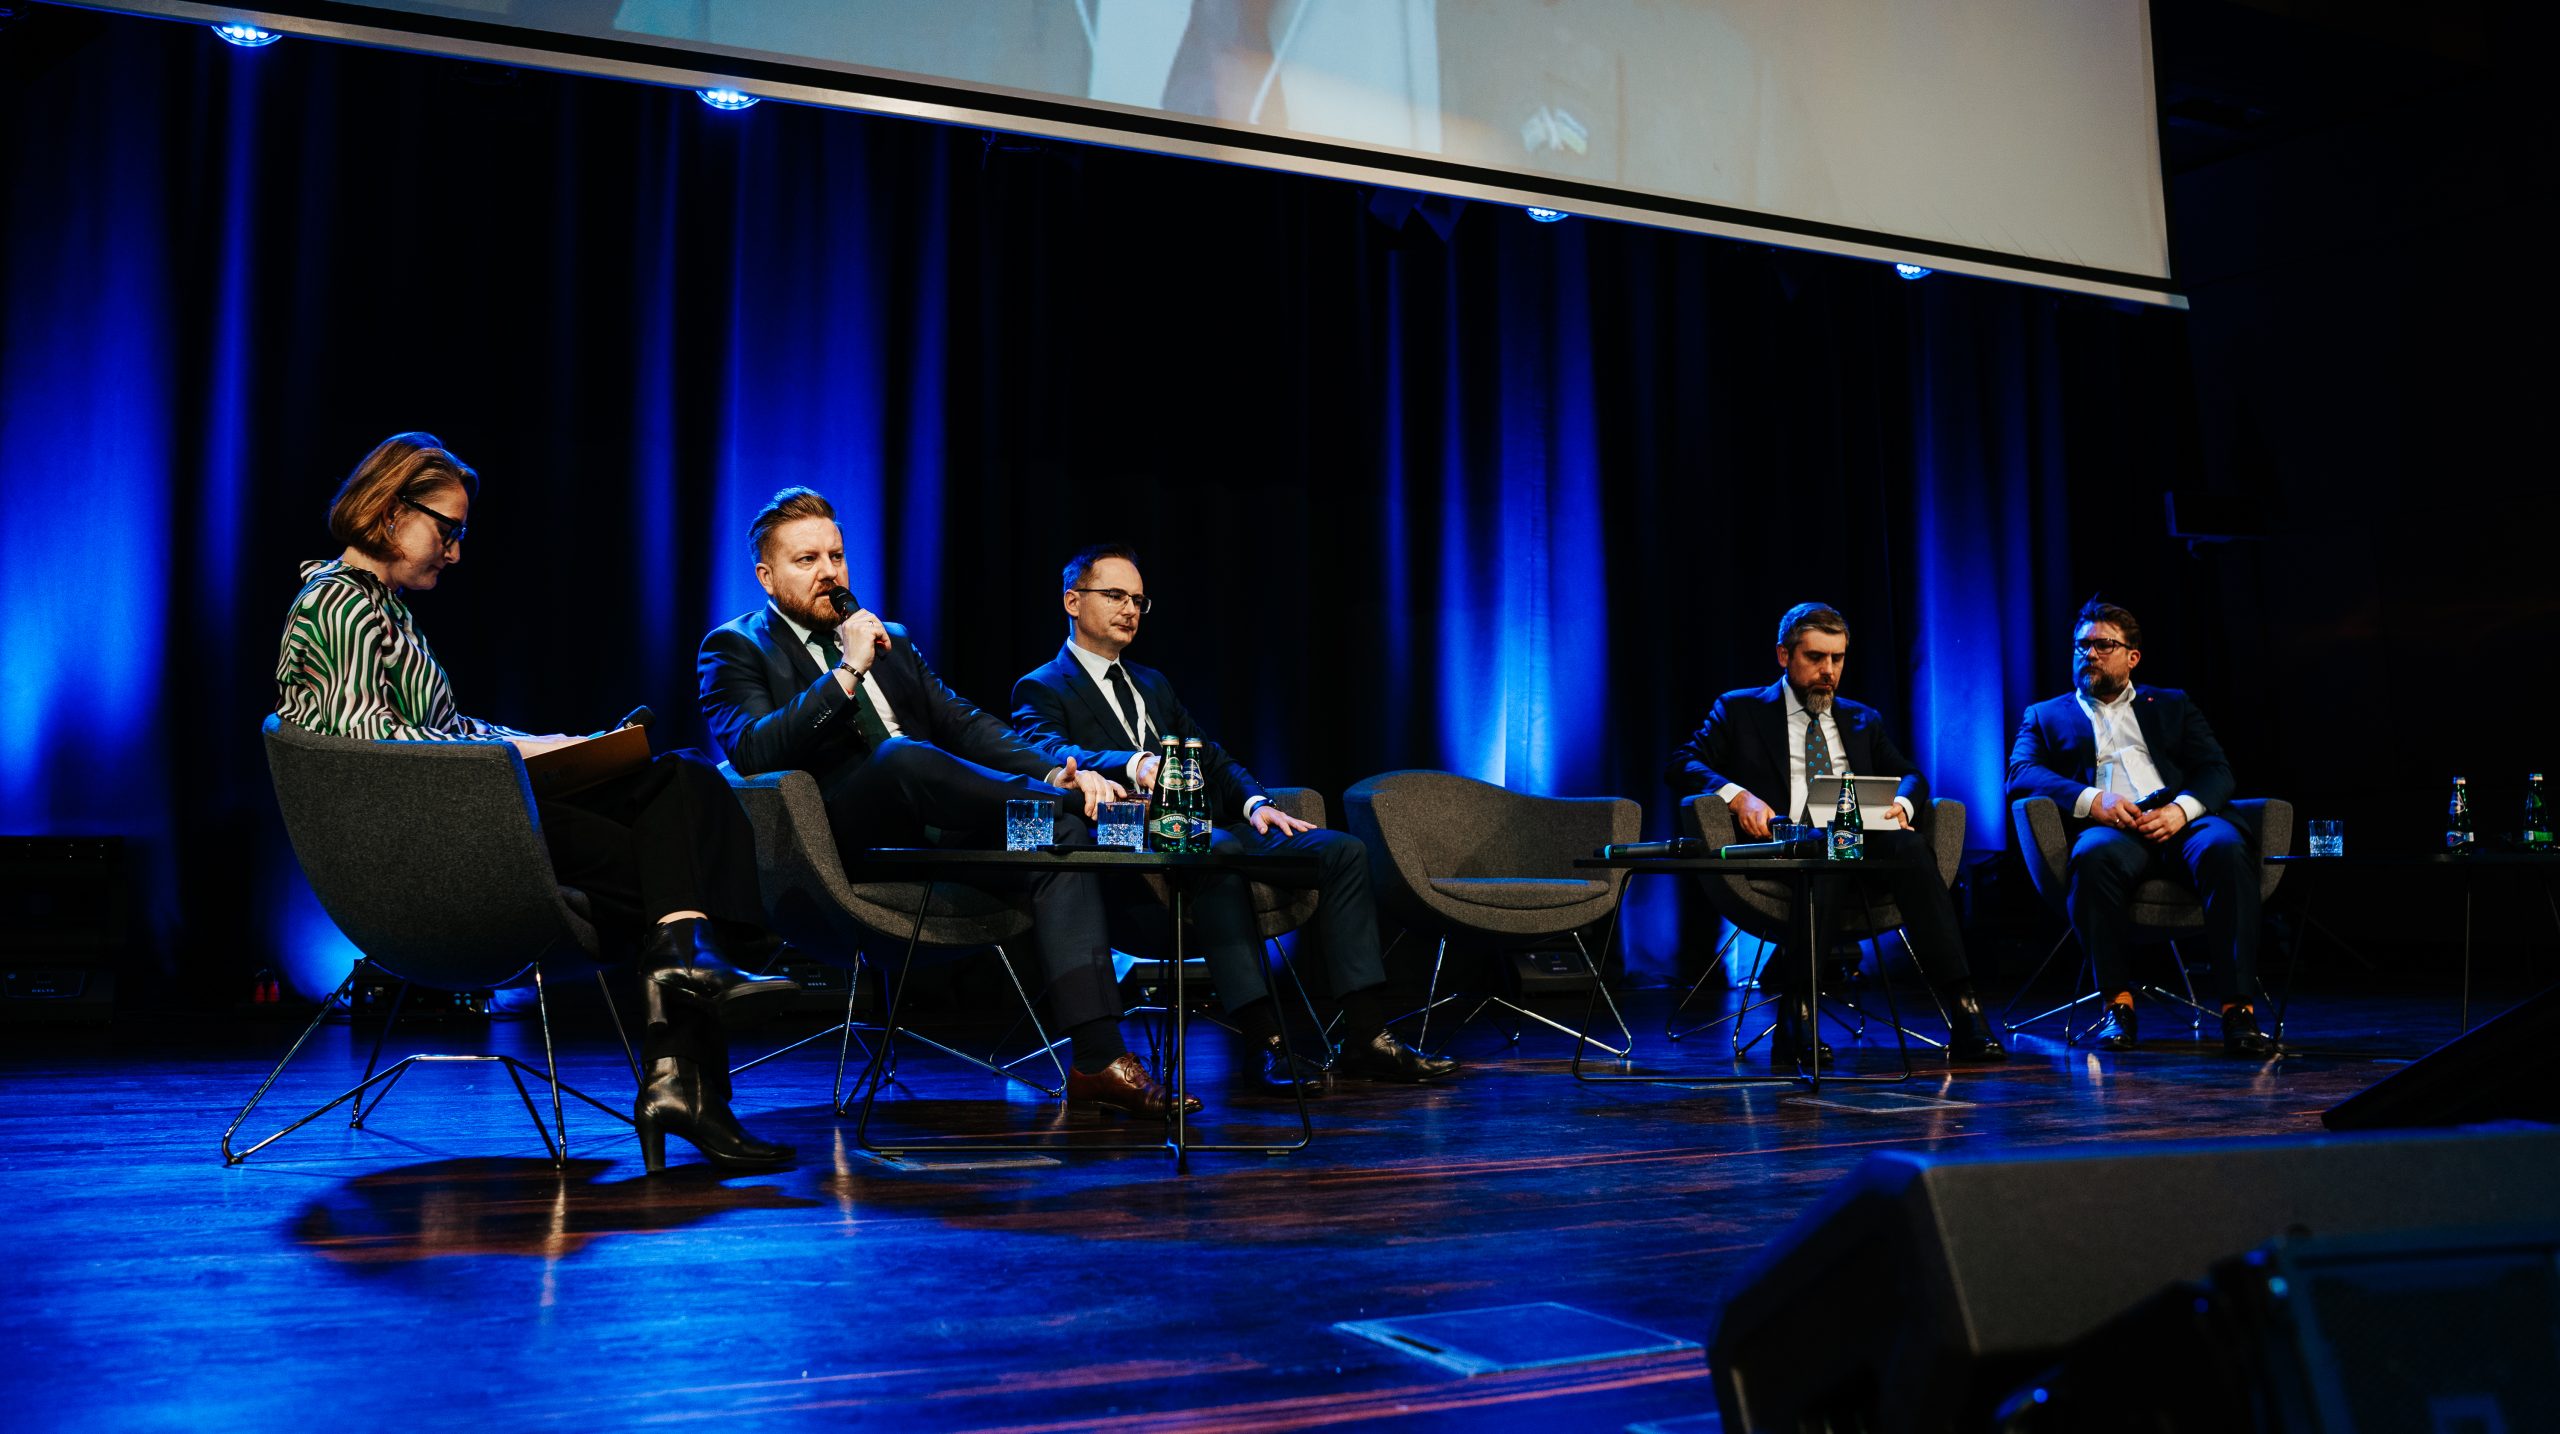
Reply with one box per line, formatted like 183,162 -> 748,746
1830,826 -> 1864,861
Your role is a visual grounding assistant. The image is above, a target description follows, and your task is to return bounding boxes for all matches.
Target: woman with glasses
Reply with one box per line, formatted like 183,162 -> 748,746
272,432 -> 801,1173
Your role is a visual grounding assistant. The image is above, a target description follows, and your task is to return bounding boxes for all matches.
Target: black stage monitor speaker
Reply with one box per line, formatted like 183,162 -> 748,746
2322,982 -> 2560,1130
1707,1125 -> 2560,1434
1995,1225 -> 2560,1433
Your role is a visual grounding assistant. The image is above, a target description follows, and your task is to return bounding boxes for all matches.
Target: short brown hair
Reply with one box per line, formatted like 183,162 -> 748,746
327,432 -> 478,560
1062,542 -> 1141,592
2075,599 -> 2143,650
1775,602 -> 1850,649
749,486 -> 837,563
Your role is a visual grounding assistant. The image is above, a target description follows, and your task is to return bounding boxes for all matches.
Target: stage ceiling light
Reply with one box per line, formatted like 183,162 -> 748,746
1895,263 -> 1933,280
211,23 -> 281,48
696,88 -> 759,111
1524,207 -> 1568,224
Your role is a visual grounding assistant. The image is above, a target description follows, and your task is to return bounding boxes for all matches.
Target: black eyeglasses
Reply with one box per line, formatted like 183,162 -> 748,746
2073,638 -> 2131,655
401,496 -> 468,547
1073,587 -> 1152,615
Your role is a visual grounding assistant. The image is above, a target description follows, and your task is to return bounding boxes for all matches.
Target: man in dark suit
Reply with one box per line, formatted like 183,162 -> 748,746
1665,602 -> 2005,1064
2006,600 -> 2272,1055
698,488 -> 1201,1119
1009,544 -> 1456,1086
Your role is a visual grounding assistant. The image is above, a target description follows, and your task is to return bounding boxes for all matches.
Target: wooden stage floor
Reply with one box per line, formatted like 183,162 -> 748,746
0,982 -> 2505,1431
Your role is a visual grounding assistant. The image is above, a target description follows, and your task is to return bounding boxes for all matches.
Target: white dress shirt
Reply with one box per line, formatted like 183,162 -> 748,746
1067,638 -> 1267,818
1717,686 -> 1914,826
773,603 -> 902,737
2071,684 -> 2207,825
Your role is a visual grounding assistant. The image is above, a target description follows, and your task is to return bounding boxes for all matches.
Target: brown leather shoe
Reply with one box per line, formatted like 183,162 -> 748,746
1066,1054 -> 1204,1118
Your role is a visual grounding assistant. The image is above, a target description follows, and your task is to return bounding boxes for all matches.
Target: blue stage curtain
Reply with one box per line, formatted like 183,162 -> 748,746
0,15 -> 2191,997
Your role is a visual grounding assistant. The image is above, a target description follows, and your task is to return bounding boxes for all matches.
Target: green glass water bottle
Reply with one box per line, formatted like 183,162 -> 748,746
2447,776 -> 2475,854
1181,738 -> 1211,851
1147,736 -> 1187,852
1830,776 -> 1865,862
2524,773 -> 2551,852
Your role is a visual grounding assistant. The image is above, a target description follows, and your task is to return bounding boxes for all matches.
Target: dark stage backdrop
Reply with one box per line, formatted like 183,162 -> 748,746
3,12 -> 2542,1004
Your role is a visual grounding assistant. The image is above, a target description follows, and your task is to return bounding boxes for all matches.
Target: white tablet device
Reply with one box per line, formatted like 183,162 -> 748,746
1804,775 -> 1905,827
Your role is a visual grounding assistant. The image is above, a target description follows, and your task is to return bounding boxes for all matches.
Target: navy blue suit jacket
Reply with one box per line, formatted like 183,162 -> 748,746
698,606 -> 1056,783
1010,641 -> 1267,824
2004,684 -> 2236,817
1664,680 -> 1929,823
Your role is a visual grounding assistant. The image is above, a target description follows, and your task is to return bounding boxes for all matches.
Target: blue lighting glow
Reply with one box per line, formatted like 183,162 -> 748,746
1524,207 -> 1568,224
1895,263 -> 1932,280
696,88 -> 760,111
211,24 -> 281,48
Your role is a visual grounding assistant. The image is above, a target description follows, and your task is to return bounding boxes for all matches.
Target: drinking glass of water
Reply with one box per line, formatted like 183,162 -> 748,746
1005,798 -> 1055,852
1096,800 -> 1146,850
1769,818 -> 1802,850
2308,819 -> 2344,858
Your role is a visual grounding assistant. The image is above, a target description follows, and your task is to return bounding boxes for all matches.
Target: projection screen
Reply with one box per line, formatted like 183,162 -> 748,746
83,1 -> 2180,305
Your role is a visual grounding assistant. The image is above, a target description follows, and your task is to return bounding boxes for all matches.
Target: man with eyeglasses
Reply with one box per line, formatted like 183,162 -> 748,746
2006,599 -> 2273,1056
1665,602 -> 2007,1065
1010,543 -> 1457,1088
698,489 -> 1209,1121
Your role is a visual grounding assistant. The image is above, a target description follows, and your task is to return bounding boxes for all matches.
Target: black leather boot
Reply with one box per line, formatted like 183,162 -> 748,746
641,917 -> 800,1029
634,1055 -> 794,1174
1770,994 -> 1834,1069
1943,986 -> 2009,1063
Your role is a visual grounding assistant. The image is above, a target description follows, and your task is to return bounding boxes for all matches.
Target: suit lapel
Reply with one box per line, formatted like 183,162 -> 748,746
759,608 -> 821,686
1057,642 -> 1136,746
1756,680 -> 1792,790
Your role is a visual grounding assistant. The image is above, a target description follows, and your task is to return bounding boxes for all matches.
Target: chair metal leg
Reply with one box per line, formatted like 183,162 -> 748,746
596,971 -> 640,1084
1665,928 -> 1743,1042
1278,940 -> 1335,1067
1999,931 -> 2084,1034
222,961 -> 625,1167
532,963 -> 567,1165
1416,936 -> 1450,1052
349,972 -> 408,1128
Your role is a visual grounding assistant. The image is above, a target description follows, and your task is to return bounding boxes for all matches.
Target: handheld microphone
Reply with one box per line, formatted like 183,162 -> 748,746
617,706 -> 654,730
1597,838 -> 1705,860
824,587 -> 859,620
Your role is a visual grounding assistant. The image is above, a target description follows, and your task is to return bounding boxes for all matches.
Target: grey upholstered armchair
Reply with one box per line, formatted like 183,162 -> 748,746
718,764 -> 1059,1106
2004,795 -> 2294,1040
1671,792 -> 1969,1050
233,716 -> 633,1167
1343,770 -> 1640,1055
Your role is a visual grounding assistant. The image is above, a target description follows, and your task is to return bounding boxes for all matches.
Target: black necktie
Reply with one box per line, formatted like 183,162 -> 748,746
1802,709 -> 1835,821
1105,663 -> 1145,745
816,627 -> 893,751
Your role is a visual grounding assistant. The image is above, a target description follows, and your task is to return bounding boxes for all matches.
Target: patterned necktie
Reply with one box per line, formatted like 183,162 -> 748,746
1802,708 -> 1835,822
816,627 -> 894,751
1105,663 -> 1146,745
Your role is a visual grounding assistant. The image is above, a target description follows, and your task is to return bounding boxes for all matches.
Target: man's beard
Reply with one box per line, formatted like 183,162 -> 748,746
780,589 -> 840,630
1797,684 -> 1835,714
2077,667 -> 2128,701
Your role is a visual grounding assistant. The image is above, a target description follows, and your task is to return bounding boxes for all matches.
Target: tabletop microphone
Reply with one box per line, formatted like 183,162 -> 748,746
1597,838 -> 1704,860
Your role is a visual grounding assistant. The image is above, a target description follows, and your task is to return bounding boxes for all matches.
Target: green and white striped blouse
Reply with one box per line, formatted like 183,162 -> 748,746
273,559 -> 529,742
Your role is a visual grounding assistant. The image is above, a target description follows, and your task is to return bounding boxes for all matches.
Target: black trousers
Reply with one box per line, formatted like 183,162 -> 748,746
1771,827 -> 1973,995
2066,814 -> 2260,1003
818,737 -> 1121,1033
1105,822 -> 1388,1013
535,750 -> 767,959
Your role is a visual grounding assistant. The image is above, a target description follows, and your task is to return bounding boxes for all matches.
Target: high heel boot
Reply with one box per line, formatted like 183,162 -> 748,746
635,1054 -> 795,1173
641,917 -> 801,1029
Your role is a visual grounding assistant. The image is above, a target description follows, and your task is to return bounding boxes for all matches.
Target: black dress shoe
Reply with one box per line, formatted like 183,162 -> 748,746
2222,1006 -> 2276,1057
1944,989 -> 2009,1063
1067,1053 -> 1204,1117
1770,996 -> 1834,1069
2094,1001 -> 2138,1051
635,1056 -> 794,1174
1335,1029 -> 1461,1083
1253,1035 -> 1329,1094
642,918 -> 801,1029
